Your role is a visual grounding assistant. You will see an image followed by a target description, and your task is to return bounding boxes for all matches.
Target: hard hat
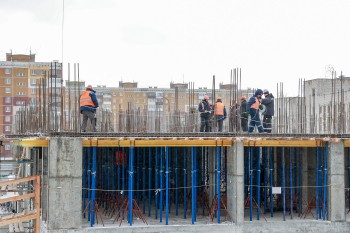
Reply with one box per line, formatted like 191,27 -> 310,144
217,96 -> 222,100
87,85 -> 93,89
263,89 -> 269,94
241,95 -> 246,100
255,89 -> 263,96
204,95 -> 209,100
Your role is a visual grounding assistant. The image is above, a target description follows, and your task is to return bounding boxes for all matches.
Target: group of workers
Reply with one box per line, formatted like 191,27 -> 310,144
78,84 -> 274,134
198,88 -> 274,133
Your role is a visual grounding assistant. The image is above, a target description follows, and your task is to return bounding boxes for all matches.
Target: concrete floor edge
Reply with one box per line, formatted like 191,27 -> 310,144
40,221 -> 350,233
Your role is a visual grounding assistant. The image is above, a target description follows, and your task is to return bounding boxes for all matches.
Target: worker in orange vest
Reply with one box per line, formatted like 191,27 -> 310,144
80,85 -> 99,132
247,89 -> 264,133
214,96 -> 227,132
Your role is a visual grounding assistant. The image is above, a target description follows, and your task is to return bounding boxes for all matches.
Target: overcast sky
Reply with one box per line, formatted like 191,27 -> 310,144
0,0 -> 349,96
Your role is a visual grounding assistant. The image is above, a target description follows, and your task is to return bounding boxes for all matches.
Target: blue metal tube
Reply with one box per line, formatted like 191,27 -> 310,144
87,148 -> 91,221
128,147 -> 134,226
316,147 -> 319,220
191,147 -> 195,224
155,148 -> 159,219
166,147 -> 169,225
348,148 -> 350,214
323,143 -> 328,220
269,147 -> 274,217
298,148 -> 302,216
175,147 -> 179,216
257,147 -> 261,220
148,147 -> 152,217
282,147 -> 286,221
249,146 -> 253,221
194,147 -> 197,222
217,146 -> 221,223
143,148 -> 146,214
263,148 -> 267,214
91,147 -> 97,227
160,148 -> 163,222
82,148 -> 86,219
184,147 -> 187,219
201,147 -> 205,215
290,148 -> 293,219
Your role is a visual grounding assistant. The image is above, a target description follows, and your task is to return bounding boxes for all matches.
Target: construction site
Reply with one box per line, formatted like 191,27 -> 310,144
0,53 -> 350,232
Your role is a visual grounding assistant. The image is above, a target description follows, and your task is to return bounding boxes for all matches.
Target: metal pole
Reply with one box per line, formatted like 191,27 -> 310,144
263,148 -> 267,214
282,147 -> 286,221
155,148 -> 159,219
290,148 -> 293,219
175,147 -> 179,216
166,147 -> 169,225
160,148 -> 163,222
316,146 -> 319,220
269,147 -> 274,217
249,146 -> 253,221
323,143 -> 328,220
91,147 -> 97,227
143,148 -> 146,214
257,147 -> 261,220
128,146 -> 134,226
148,148 -> 152,217
184,147 -> 187,219
217,146 -> 221,223
191,147 -> 195,224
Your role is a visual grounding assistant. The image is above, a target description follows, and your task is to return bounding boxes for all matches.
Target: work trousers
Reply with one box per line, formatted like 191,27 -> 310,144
263,115 -> 272,133
248,109 -> 264,133
81,110 -> 96,132
200,116 -> 210,132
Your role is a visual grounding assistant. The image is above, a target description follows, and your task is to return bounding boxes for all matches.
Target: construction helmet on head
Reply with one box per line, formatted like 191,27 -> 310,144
255,89 -> 263,96
263,89 -> 269,94
241,95 -> 246,100
217,96 -> 222,100
204,95 -> 209,100
87,85 -> 93,89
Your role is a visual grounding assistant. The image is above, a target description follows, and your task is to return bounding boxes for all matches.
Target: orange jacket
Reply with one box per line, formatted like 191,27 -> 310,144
80,91 -> 96,107
250,97 -> 260,110
214,102 -> 225,115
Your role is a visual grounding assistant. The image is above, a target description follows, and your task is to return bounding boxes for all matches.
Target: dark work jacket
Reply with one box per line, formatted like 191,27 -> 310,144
261,93 -> 274,116
198,100 -> 211,118
241,100 -> 248,118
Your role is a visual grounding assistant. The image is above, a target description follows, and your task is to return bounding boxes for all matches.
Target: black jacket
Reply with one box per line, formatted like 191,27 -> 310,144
261,93 -> 274,116
198,100 -> 211,118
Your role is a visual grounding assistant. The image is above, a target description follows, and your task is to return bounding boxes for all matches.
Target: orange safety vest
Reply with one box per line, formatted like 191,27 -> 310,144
251,97 -> 260,110
80,91 -> 96,107
214,102 -> 224,115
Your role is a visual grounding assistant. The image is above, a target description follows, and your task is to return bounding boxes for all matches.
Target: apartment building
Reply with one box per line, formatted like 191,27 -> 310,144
0,53 -> 62,158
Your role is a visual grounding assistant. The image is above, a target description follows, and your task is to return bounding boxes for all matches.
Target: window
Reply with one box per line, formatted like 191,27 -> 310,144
31,79 -> 37,85
16,101 -> 25,105
41,70 -> 46,75
5,88 -> 11,93
16,82 -> 26,86
16,92 -> 26,96
31,88 -> 36,94
16,73 -> 25,77
5,106 -> 11,112
5,78 -> 11,84
31,70 -> 36,75
5,144 -> 11,150
5,116 -> 10,122
5,68 -> 11,74
5,126 -> 11,132
5,97 -> 11,103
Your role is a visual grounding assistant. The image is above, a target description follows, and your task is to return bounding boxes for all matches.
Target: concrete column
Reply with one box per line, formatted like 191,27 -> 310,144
47,138 -> 82,230
328,141 -> 345,222
227,141 -> 244,224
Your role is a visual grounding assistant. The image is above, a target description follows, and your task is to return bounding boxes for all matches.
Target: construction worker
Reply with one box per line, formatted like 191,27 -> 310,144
198,95 -> 211,132
214,96 -> 227,132
261,89 -> 274,133
240,96 -> 248,132
80,85 -> 99,132
247,89 -> 264,133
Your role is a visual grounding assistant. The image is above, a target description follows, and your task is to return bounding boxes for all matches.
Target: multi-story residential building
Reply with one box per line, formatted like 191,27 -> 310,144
0,52 -> 62,158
